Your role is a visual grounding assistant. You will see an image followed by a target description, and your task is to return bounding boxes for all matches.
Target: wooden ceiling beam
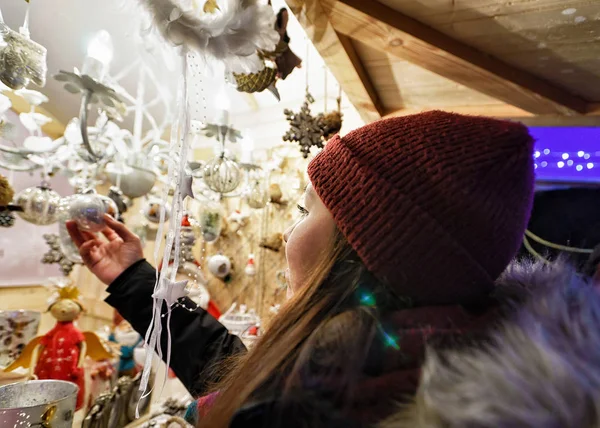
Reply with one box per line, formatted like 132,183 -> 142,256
321,0 -> 589,116
387,105 -> 600,127
285,0 -> 385,124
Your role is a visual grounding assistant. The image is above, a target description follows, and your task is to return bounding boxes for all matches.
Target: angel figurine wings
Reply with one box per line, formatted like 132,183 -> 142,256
3,283 -> 114,409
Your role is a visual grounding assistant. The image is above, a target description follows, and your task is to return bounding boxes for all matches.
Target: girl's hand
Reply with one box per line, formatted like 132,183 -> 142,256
66,214 -> 144,285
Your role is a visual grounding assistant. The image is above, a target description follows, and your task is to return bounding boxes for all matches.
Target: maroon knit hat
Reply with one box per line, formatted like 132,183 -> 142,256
307,110 -> 535,306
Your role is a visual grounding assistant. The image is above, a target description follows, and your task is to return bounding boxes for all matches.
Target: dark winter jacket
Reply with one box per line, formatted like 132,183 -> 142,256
105,259 -> 247,397
105,259 -> 582,427
382,261 -> 600,428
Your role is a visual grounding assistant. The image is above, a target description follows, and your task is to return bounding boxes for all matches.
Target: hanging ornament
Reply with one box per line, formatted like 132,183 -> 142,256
143,197 -> 171,224
106,154 -> 157,199
244,179 -> 269,209
152,278 -> 189,308
14,184 -> 62,226
68,193 -> 119,233
138,0 -> 279,74
0,19 -> 47,90
199,202 -> 222,243
56,196 -> 83,264
321,86 -> 344,140
0,174 -> 14,206
322,110 -> 343,140
227,209 -> 248,235
41,234 -> 79,276
207,254 -> 232,279
179,214 -> 196,247
0,174 -> 19,227
0,211 -> 15,227
259,233 -> 283,252
244,254 -> 257,276
108,186 -> 130,218
233,63 -> 280,101
269,183 -> 283,204
271,8 -> 302,80
283,91 -> 326,158
203,154 -> 242,194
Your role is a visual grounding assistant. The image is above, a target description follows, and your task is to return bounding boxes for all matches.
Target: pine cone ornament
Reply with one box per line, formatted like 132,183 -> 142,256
0,174 -> 14,206
0,211 -> 15,227
321,111 -> 343,140
234,66 -> 278,94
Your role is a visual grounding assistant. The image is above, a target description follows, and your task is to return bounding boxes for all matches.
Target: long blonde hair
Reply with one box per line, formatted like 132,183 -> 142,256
199,229 -> 405,427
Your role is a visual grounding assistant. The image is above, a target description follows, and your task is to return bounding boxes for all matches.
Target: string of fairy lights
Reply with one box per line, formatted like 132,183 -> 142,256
533,149 -> 598,172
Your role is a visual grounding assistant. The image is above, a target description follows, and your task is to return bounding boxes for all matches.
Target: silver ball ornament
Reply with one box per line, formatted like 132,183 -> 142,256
15,185 -> 62,225
106,155 -> 157,199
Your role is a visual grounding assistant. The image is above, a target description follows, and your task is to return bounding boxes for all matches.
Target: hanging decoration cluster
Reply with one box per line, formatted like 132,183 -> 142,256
137,0 -> 279,74
233,6 -> 302,100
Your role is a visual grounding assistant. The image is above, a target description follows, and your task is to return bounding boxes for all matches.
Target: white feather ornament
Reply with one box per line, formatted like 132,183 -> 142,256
138,0 -> 279,73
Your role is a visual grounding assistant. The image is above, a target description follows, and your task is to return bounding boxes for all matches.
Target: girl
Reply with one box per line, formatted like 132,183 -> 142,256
67,110 -> 535,427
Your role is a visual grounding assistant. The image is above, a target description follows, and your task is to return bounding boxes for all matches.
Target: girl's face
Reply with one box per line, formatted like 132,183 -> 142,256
283,183 -> 336,298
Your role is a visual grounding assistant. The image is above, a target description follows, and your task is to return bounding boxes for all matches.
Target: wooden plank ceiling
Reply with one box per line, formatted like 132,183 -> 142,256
285,0 -> 600,126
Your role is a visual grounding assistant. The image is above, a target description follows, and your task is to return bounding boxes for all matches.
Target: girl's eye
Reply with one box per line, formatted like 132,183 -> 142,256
297,204 -> 309,217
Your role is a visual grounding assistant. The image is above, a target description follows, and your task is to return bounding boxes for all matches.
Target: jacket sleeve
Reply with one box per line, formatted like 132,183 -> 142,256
105,259 -> 247,397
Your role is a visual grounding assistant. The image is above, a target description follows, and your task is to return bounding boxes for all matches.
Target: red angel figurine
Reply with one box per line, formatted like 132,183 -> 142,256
4,284 -> 113,409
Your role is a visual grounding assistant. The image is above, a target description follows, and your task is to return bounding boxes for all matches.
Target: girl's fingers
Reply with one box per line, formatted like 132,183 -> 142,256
79,240 -> 99,265
80,230 -> 97,241
103,214 -> 137,242
66,221 -> 87,248
101,227 -> 121,242
66,221 -> 100,249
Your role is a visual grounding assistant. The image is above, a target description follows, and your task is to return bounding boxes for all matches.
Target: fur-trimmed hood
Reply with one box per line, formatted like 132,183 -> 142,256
382,260 -> 600,428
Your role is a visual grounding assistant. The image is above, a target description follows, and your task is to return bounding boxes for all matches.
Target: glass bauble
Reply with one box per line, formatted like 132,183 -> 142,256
244,179 -> 269,209
15,185 -> 61,225
203,156 -> 241,194
68,193 -> 118,232
57,196 -> 83,263
199,203 -> 222,243
143,198 -> 170,224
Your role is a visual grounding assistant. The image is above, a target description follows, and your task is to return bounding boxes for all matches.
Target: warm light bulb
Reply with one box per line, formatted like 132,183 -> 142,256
87,30 -> 114,66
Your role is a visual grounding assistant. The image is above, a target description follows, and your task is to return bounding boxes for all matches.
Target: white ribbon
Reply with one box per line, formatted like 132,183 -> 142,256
137,49 -> 192,417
